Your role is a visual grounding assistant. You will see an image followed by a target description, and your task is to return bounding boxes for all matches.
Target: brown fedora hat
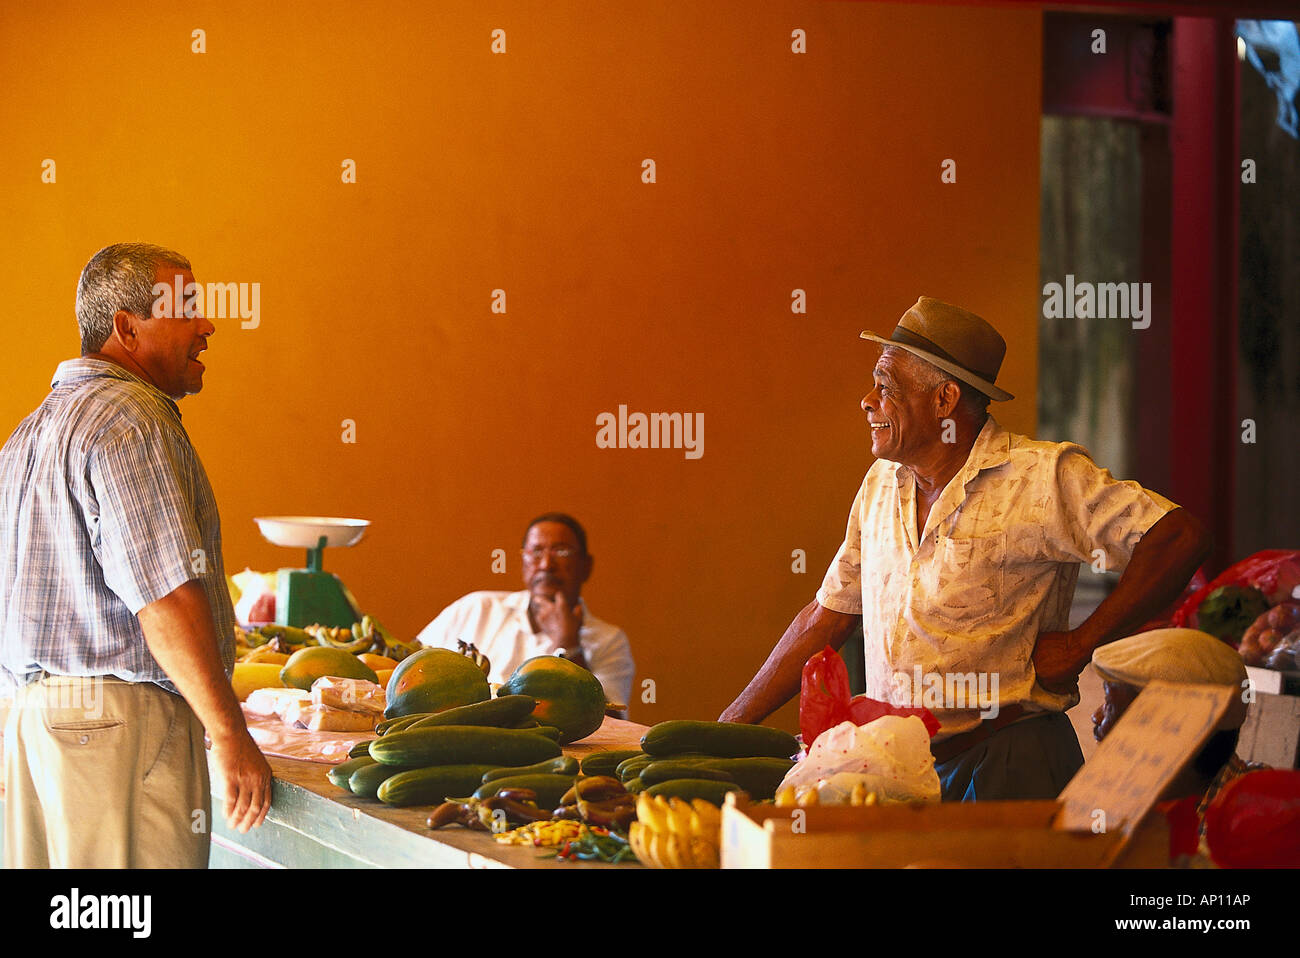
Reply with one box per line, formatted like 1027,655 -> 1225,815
860,296 -> 1014,402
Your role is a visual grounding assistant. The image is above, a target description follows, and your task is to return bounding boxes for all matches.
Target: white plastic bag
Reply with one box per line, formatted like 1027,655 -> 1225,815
778,715 -> 941,804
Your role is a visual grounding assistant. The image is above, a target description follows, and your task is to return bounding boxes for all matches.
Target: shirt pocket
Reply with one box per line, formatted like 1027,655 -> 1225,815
925,532 -> 1006,621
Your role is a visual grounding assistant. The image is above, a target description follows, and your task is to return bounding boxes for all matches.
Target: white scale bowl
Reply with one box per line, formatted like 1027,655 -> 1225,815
254,516 -> 370,549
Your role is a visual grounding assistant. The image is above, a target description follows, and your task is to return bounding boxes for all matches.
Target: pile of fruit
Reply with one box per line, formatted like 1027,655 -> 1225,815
235,615 -> 418,664
232,617 -> 420,701
349,713 -> 798,868
627,794 -> 722,868
616,719 -> 797,803
1238,602 -> 1300,670
283,635 -> 804,868
326,650 -> 617,811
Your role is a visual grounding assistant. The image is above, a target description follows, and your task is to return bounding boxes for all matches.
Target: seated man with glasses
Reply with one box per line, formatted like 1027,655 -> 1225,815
415,513 -> 634,710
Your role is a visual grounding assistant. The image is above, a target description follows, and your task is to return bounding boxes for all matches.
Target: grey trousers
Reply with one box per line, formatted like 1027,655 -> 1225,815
935,711 -> 1084,802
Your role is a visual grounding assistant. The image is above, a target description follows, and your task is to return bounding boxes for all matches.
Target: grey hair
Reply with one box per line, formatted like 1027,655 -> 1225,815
885,346 -> 991,417
75,243 -> 191,353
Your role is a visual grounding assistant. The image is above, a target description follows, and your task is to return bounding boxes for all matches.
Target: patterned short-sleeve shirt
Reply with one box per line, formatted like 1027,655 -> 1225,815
0,358 -> 235,694
817,415 -> 1176,737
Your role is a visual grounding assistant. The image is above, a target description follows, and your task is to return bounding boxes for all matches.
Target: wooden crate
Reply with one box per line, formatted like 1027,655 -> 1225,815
722,680 -> 1229,869
721,795 -> 1168,868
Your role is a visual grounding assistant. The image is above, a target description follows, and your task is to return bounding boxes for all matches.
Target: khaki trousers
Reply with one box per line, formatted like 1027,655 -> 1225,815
3,674 -> 210,868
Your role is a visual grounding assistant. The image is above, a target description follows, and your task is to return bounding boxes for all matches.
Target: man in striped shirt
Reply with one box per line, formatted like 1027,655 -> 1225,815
0,243 -> 271,867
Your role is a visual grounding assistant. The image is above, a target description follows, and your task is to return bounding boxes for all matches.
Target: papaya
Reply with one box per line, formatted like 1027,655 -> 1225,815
231,662 -> 285,701
497,655 -> 606,745
279,646 -> 378,691
384,648 -> 492,720
358,653 -> 400,672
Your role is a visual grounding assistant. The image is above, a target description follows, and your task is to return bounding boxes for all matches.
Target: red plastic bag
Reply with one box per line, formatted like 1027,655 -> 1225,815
799,646 -> 939,746
1171,550 -> 1300,628
1204,769 -> 1300,868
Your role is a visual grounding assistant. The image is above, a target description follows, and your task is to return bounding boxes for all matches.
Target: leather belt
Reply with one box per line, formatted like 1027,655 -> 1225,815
929,704 -> 1028,764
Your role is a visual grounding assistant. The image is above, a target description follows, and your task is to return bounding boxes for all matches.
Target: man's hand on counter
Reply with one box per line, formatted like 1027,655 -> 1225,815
137,579 -> 273,832
210,729 -> 273,833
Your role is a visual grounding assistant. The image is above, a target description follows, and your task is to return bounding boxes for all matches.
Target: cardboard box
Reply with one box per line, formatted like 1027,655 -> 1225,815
721,681 -> 1232,868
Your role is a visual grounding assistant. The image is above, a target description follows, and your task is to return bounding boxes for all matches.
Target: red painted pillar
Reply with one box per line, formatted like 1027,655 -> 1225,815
1168,17 -> 1238,574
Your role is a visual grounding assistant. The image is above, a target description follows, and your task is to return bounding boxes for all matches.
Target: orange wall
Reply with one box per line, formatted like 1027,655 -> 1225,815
0,1 -> 1041,730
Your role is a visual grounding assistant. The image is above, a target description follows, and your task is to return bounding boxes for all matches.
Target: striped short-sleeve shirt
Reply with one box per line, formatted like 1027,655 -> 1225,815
0,358 -> 235,694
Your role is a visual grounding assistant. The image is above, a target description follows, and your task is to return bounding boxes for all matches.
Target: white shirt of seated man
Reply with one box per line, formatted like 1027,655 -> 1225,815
416,519 -> 634,708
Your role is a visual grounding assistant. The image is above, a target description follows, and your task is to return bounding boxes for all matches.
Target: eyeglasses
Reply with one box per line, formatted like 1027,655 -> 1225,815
522,546 -> 580,561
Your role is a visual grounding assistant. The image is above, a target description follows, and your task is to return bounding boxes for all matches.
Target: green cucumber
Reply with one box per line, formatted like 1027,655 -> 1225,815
369,725 -> 562,768
328,756 -> 377,788
523,725 -> 562,741
624,776 -> 647,794
639,761 -> 735,787
376,713 -> 435,735
616,754 -> 655,781
703,757 -> 795,800
643,778 -> 748,804
349,761 -> 417,799
640,720 -> 797,759
348,739 -> 377,759
481,756 -> 580,783
627,754 -> 793,800
377,764 -> 500,807
580,749 -> 644,777
473,774 -> 579,809
404,695 -> 537,730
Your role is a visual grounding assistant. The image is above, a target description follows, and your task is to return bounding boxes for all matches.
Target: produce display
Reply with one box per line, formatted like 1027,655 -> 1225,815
244,632 -> 808,868
1238,601 -> 1300,670
232,616 -> 420,702
234,616 -> 420,664
350,714 -> 793,866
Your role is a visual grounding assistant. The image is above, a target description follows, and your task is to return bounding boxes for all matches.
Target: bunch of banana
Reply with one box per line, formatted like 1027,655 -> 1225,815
236,624 -> 314,659
627,793 -> 722,869
306,622 -> 371,654
773,782 -> 879,807
365,615 -> 421,661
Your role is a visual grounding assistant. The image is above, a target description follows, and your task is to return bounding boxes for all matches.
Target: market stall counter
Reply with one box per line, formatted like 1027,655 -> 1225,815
207,716 -> 648,869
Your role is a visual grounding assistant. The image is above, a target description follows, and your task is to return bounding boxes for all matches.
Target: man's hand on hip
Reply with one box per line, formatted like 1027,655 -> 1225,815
210,729 -> 273,833
1031,629 -> 1090,696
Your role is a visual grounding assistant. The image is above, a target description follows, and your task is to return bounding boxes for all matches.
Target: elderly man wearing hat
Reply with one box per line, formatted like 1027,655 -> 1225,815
721,296 -> 1211,801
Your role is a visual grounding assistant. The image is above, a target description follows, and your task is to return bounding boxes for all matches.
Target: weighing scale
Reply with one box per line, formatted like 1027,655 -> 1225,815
253,516 -> 370,629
